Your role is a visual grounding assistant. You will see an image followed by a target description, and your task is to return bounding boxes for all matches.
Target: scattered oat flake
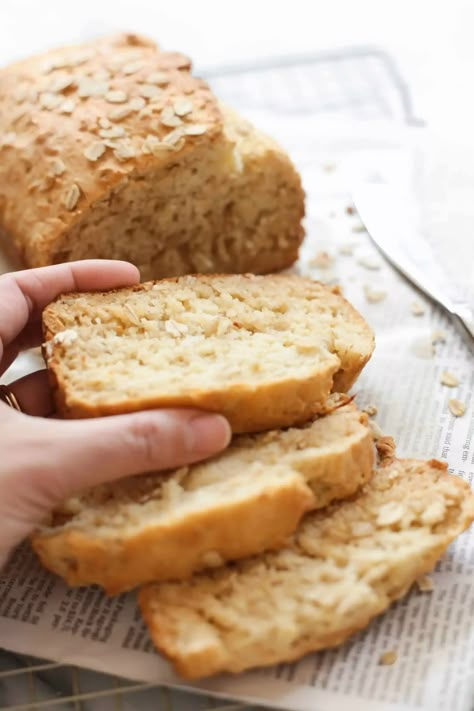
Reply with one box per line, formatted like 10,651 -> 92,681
62,183 -> 81,210
379,650 -> 397,666
416,575 -> 434,592
411,337 -> 435,359
411,301 -> 425,316
363,285 -> 386,303
83,142 -> 106,162
363,404 -> 378,417
358,256 -> 381,270
338,243 -> 354,256
440,371 -> 459,387
432,329 -> 447,344
352,222 -> 367,233
346,205 -> 356,215
139,84 -> 162,99
448,399 -> 465,417
173,98 -> 193,116
184,124 -> 207,136
105,90 -> 128,104
322,162 -> 336,172
58,98 -> 76,114
309,251 -> 333,269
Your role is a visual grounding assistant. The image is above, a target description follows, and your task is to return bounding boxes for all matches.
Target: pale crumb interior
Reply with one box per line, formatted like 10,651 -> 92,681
44,405 -> 367,536
142,461 -> 472,666
47,275 -> 370,404
52,108 -> 304,280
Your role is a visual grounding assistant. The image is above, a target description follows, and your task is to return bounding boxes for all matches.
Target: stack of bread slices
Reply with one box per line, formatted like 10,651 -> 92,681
32,273 -> 474,680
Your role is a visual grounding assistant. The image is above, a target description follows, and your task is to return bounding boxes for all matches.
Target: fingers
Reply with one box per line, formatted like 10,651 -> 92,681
36,409 -> 231,501
5,369 -> 53,417
0,260 -> 140,361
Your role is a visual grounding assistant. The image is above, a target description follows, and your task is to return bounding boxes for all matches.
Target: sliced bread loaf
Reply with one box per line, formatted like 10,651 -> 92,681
0,34 -> 304,280
138,459 -> 474,679
42,274 -> 374,430
32,401 -> 374,593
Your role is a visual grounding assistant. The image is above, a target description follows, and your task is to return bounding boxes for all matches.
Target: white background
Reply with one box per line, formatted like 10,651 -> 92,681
1,0 -> 474,129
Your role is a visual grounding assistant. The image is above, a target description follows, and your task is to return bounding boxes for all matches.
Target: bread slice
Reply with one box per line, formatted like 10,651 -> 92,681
42,274 -> 374,430
32,401 -> 374,594
0,34 -> 304,280
138,459 -> 474,679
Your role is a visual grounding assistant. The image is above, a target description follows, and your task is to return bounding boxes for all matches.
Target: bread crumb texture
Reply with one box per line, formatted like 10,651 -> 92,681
32,401 -> 374,593
42,274 -> 374,429
0,34 -> 304,279
138,459 -> 474,679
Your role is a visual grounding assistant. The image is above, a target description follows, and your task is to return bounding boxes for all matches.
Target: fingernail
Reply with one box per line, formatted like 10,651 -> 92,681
189,413 -> 231,455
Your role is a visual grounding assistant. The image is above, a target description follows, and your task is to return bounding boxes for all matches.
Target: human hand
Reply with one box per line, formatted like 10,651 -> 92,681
0,261 -> 230,569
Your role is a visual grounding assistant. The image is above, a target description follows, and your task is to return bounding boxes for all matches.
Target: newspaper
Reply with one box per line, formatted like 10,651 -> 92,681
0,115 -> 473,711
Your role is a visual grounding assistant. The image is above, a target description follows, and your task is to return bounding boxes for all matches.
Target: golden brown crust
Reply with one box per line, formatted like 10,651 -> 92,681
138,459 -> 474,679
32,476 -> 314,595
32,403 -> 374,593
42,275 -> 374,431
0,33 -> 222,266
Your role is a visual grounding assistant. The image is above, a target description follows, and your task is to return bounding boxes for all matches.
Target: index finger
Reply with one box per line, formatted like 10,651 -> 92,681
0,260 -> 140,352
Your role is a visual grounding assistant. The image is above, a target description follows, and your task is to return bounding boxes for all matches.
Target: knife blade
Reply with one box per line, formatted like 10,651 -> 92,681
352,183 -> 474,344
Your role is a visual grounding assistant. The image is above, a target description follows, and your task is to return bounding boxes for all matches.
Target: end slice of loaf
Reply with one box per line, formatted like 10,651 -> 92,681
32,401 -> 374,593
42,274 -> 374,431
138,459 -> 474,679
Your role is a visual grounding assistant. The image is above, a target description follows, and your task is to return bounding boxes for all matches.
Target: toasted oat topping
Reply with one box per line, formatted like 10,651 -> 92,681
122,61 -> 145,75
105,90 -> 128,104
160,106 -> 182,127
448,399 -> 465,417
39,92 -> 63,109
98,117 -> 112,129
58,98 -> 76,114
173,98 -> 193,116
129,97 -> 146,111
139,84 -> 162,99
109,106 -> 133,121
46,74 -> 75,93
50,158 -> 66,176
146,71 -> 169,85
183,124 -> 207,136
77,78 -> 109,98
113,141 -> 136,161
99,126 -> 126,139
83,141 -> 106,162
62,183 -> 81,210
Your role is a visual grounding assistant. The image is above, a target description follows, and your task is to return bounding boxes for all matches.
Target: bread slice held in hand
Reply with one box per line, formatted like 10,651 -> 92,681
42,274 -> 374,431
32,400 -> 374,594
138,459 -> 474,679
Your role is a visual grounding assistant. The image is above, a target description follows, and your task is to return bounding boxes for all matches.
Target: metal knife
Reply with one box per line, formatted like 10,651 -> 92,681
352,183 -> 474,345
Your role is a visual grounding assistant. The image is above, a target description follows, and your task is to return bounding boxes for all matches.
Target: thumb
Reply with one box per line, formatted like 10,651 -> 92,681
45,409 -> 231,499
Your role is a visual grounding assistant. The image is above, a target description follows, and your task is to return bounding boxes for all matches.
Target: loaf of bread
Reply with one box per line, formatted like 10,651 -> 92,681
138,459 -> 474,679
0,33 -> 304,279
32,400 -> 374,593
42,274 -> 374,431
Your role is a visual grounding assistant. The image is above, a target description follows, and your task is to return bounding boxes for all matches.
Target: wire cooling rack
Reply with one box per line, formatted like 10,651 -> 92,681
0,46 -> 415,710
